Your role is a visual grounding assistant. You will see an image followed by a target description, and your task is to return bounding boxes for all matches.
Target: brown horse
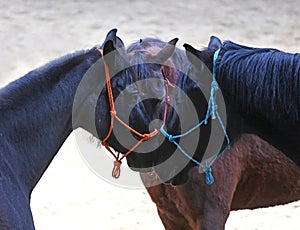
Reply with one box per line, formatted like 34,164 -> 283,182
141,134 -> 300,230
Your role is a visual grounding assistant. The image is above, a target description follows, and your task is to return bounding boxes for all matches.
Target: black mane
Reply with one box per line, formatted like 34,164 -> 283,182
218,41 -> 300,122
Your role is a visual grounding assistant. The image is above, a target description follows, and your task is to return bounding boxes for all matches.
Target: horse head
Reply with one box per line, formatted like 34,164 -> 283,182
95,34 -> 180,172
145,36 -> 228,186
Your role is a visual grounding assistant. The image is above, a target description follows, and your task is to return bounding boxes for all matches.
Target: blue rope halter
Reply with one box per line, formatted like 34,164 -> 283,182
159,49 -> 230,185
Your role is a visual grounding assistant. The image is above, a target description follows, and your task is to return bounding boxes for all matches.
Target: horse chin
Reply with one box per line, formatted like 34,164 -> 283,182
125,153 -> 155,173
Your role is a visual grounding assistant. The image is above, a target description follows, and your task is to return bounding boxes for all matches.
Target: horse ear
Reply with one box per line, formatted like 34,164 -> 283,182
101,28 -> 124,52
116,36 -> 125,49
184,43 -> 213,70
103,40 -> 116,65
102,29 -> 127,70
208,36 -> 222,50
152,38 -> 179,64
102,28 -> 117,46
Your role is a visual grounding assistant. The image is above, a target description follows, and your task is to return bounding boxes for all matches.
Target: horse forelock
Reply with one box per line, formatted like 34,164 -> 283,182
127,38 -> 188,88
126,38 -> 167,85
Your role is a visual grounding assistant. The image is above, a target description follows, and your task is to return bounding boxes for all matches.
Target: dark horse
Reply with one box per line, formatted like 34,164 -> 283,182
177,36 -> 300,182
0,28 -> 177,229
122,37 -> 300,229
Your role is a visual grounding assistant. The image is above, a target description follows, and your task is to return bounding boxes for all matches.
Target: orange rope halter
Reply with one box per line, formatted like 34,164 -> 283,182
98,49 -> 159,178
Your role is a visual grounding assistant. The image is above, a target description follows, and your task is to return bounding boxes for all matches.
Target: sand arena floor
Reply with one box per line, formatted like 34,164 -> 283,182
1,0 -> 300,229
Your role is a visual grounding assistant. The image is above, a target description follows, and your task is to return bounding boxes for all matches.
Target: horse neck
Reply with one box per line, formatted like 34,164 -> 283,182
216,48 -> 300,164
0,48 -> 100,192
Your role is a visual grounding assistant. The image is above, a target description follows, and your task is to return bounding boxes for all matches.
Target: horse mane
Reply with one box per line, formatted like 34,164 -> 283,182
218,41 -> 300,122
0,48 -> 99,110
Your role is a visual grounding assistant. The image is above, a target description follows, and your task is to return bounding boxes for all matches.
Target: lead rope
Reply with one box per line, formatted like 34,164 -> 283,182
159,49 -> 231,185
98,49 -> 159,178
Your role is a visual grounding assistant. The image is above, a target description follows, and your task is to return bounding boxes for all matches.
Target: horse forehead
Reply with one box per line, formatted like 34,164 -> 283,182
145,46 -> 162,56
127,43 -> 163,58
129,46 -> 177,67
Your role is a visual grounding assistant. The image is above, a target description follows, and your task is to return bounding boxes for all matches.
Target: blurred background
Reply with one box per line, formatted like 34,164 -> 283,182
1,0 -> 299,229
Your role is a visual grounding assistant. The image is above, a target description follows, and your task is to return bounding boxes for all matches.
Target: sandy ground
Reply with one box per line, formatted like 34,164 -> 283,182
1,0 -> 300,229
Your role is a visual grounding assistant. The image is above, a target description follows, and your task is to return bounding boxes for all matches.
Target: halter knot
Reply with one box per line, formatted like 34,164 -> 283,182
142,133 -> 152,140
212,103 -> 218,113
110,110 -> 117,117
204,167 -> 215,185
112,160 -> 122,179
166,134 -> 174,142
